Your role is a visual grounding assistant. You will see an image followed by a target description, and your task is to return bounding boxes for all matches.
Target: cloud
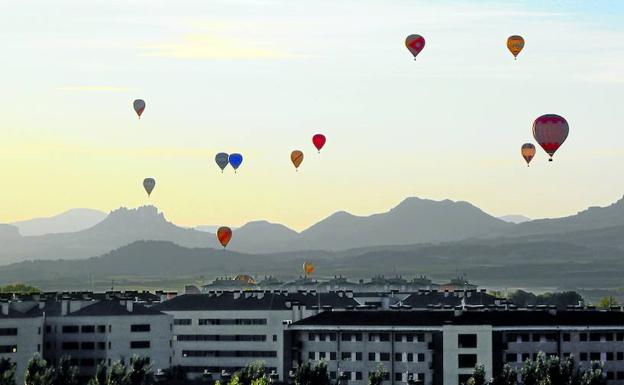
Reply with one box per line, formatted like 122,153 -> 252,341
57,86 -> 135,92
138,33 -> 296,60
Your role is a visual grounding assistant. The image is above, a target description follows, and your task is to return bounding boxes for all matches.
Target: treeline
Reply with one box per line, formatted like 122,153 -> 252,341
490,290 -> 584,309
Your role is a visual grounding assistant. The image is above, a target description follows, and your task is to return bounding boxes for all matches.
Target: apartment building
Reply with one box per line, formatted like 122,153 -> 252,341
155,290 -> 359,381
286,308 -> 624,385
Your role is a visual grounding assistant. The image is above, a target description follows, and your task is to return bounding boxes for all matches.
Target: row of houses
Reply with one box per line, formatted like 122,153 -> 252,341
0,289 -> 622,385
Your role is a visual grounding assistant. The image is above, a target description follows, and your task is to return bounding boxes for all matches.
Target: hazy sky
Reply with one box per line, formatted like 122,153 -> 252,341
1,0 -> 624,231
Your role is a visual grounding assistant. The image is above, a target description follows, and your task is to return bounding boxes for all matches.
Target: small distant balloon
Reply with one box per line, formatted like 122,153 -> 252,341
521,143 -> 536,166
133,99 -> 146,119
312,134 -> 326,153
303,262 -> 314,276
217,226 -> 233,248
291,150 -> 304,170
405,34 -> 426,60
235,274 -> 256,284
532,114 -> 569,162
215,153 -> 229,173
507,35 -> 525,59
143,178 -> 155,197
229,153 -> 243,172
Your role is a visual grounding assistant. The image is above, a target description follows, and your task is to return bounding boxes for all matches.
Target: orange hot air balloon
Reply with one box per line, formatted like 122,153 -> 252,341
235,274 -> 256,284
291,150 -> 304,170
532,114 -> 569,162
303,262 -> 314,276
507,35 -> 525,59
217,227 -> 233,248
521,143 -> 536,166
405,34 -> 425,60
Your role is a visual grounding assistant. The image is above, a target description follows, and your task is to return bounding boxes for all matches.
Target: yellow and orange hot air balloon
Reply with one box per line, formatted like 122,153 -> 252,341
521,143 -> 536,166
235,274 -> 256,285
507,35 -> 525,60
291,150 -> 304,171
303,262 -> 314,276
217,227 -> 233,248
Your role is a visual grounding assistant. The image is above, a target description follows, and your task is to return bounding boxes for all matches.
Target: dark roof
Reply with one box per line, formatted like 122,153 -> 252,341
402,292 -> 497,308
292,310 -> 624,327
155,292 -> 359,312
40,300 -> 164,317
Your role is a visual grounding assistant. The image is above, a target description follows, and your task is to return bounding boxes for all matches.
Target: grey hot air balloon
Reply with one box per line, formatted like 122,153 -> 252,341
133,99 -> 146,119
143,178 -> 156,196
215,153 -> 229,173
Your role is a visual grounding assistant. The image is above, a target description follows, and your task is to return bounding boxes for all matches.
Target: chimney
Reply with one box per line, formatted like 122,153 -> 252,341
233,292 -> 241,300
346,290 -> 353,298
39,301 -> 45,310
126,300 -> 133,313
61,297 -> 70,316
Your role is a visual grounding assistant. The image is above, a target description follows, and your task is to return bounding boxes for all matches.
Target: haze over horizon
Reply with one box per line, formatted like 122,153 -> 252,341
2,1 -> 624,231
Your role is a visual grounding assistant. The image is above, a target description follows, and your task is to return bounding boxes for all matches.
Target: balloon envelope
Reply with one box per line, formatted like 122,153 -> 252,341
405,34 -> 425,59
133,99 -> 146,118
235,274 -> 256,284
303,262 -> 314,276
312,134 -> 326,152
143,178 -> 155,196
215,153 -> 229,172
229,153 -> 243,170
217,227 -> 233,248
521,143 -> 536,165
532,114 -> 569,161
291,150 -> 304,169
507,35 -> 525,58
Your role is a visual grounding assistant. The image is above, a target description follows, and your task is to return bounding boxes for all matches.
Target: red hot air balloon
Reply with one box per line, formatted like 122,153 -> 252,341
217,227 -> 232,248
312,134 -> 326,153
405,34 -> 425,60
532,114 -> 569,162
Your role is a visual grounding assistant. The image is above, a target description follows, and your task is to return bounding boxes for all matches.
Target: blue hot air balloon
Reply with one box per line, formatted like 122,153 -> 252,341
215,153 -> 229,173
229,153 -> 243,172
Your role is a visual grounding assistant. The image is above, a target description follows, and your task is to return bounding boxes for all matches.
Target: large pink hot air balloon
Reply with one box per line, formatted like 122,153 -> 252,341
532,114 -> 569,162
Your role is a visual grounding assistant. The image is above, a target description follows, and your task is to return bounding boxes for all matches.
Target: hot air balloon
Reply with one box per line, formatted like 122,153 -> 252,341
312,134 -> 326,153
143,178 -> 155,197
217,226 -> 232,248
405,34 -> 426,60
215,153 -> 229,173
521,143 -> 536,166
303,262 -> 314,276
532,114 -> 569,162
507,35 -> 525,60
291,150 -> 304,171
235,274 -> 256,285
133,99 -> 146,119
229,153 -> 243,173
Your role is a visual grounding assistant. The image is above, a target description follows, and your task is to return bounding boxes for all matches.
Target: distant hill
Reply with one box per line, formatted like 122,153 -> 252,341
12,208 -> 106,236
0,206 -> 218,264
498,215 -> 531,224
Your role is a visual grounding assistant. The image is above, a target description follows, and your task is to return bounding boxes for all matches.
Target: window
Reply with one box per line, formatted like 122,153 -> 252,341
418,353 -> 425,362
380,353 -> 390,361
617,372 -> 624,380
607,352 -> 614,361
589,333 -> 601,342
81,325 -> 95,333
0,328 -> 17,336
130,341 -> 150,349
617,333 -> 624,341
563,333 -> 571,342
458,334 -> 477,348
131,324 -> 150,332
605,333 -> 614,341
522,353 -> 530,362
580,353 -> 588,361
532,334 -> 541,342
97,325 -> 106,333
356,372 -> 363,381
308,333 -> 315,341
62,325 -> 79,334
273,335 -> 277,342
45,325 -> 51,333
506,353 -> 517,363
607,372 -> 614,380
62,342 -> 79,350
81,342 -> 95,350
379,333 -> 390,341
396,373 -> 403,381
81,359 -> 95,367
617,352 -> 623,361
520,333 -> 530,342
407,353 -> 414,362
459,374 -> 473,385
0,345 -> 16,353
330,352 -> 336,360
342,352 -> 352,361
97,342 -> 106,350
580,333 -> 588,342
395,353 -> 403,362
458,354 -> 478,368
308,352 -> 315,360
174,319 -> 192,326
590,352 -> 600,361
319,352 -> 326,360
356,352 -> 362,361
368,352 -> 375,361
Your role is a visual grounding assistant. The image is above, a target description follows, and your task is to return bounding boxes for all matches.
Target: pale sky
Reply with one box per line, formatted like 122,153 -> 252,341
1,0 -> 624,231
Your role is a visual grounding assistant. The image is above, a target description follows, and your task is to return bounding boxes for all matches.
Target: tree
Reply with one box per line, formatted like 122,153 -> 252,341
0,283 -> 41,294
294,361 -> 330,385
87,364 -> 107,385
491,364 -> 517,385
0,358 -> 16,385
580,362 -> 606,385
24,355 -> 54,385
466,365 -> 487,385
125,356 -> 153,385
597,296 -> 618,309
368,365 -> 385,385
107,361 -> 128,385
51,356 -> 78,385
237,361 -> 267,385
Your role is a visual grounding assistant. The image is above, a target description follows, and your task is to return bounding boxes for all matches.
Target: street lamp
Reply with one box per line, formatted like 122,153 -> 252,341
202,370 -> 213,383
269,370 -> 279,383
154,368 -> 167,383
287,370 -> 296,385
338,371 -> 348,385
221,370 -> 232,383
